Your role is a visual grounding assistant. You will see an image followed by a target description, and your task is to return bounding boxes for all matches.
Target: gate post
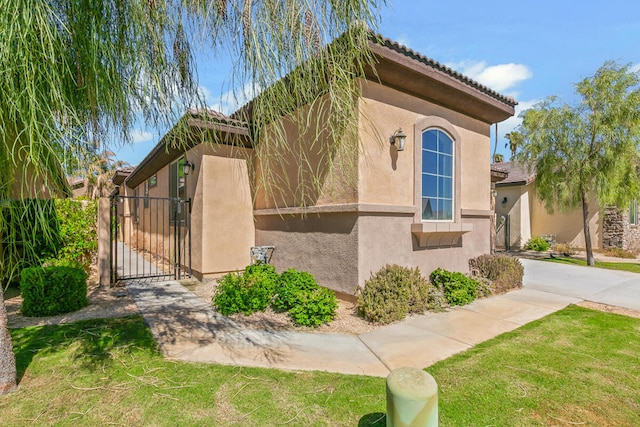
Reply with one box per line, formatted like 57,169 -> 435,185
97,197 -> 111,288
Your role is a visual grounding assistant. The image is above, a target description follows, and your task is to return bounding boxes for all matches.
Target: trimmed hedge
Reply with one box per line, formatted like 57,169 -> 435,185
20,264 -> 88,317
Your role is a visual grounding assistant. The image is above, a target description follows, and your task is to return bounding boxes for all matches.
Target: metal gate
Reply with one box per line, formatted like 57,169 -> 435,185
110,195 -> 191,284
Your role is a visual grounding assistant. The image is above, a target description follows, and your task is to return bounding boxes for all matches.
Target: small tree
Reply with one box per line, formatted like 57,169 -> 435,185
515,61 -> 640,266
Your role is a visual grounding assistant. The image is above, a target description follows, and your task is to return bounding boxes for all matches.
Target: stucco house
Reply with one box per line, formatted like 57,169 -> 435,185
493,161 -> 640,251
113,34 -> 516,295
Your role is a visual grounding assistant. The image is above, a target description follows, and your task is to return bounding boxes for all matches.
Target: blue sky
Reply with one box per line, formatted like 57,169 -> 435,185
116,0 -> 640,165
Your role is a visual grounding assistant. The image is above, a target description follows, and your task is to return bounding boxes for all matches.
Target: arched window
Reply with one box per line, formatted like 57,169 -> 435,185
421,129 -> 454,220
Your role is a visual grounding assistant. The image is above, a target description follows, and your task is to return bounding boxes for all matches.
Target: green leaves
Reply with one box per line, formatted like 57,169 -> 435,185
515,61 -> 640,265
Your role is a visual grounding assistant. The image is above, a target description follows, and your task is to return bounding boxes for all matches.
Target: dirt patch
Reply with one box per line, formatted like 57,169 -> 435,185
577,301 -> 640,319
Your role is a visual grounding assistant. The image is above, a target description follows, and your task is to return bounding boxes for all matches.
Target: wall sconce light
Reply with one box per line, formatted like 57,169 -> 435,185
390,128 -> 407,151
501,197 -> 508,205
182,160 -> 194,176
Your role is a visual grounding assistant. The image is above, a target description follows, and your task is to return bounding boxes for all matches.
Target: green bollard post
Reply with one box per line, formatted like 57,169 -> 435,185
386,367 -> 438,427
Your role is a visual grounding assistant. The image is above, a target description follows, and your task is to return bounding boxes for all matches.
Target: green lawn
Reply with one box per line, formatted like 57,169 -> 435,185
543,256 -> 640,273
2,307 -> 639,426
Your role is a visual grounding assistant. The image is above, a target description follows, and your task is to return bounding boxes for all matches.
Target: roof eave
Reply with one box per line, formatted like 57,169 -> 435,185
366,40 -> 516,124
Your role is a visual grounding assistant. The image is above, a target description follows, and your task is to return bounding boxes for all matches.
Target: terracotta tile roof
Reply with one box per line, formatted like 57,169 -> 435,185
371,34 -> 518,108
493,161 -> 536,186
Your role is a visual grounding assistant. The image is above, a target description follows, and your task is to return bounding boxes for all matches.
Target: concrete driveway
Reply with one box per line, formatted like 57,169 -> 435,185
521,258 -> 640,311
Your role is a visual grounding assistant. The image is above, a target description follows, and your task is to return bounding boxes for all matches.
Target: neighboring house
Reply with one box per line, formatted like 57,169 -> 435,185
493,161 -> 640,251
114,34 -> 516,295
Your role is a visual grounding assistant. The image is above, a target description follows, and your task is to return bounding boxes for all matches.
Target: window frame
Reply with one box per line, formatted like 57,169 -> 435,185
413,116 -> 461,223
169,157 -> 187,224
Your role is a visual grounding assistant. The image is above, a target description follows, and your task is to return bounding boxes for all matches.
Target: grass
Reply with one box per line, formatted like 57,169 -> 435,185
543,256 -> 640,273
1,307 -> 639,426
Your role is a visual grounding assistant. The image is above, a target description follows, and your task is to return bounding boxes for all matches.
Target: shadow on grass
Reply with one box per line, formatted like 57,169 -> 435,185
10,316 -> 157,383
359,412 -> 386,426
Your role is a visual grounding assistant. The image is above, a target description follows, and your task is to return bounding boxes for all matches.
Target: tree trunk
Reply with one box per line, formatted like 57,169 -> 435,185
0,288 -> 17,394
582,189 -> 595,266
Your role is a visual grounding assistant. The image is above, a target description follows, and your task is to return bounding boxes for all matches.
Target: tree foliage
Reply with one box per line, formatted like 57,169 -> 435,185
0,0 -> 383,394
515,61 -> 640,265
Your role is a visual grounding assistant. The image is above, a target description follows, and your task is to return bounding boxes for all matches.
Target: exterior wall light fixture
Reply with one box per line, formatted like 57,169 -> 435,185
183,160 -> 194,176
391,128 -> 407,151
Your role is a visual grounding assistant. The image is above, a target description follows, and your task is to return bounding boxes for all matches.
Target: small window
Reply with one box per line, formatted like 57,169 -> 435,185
133,188 -> 139,223
143,181 -> 149,208
169,157 -> 187,223
421,129 -> 454,221
630,200 -> 638,225
149,174 -> 157,188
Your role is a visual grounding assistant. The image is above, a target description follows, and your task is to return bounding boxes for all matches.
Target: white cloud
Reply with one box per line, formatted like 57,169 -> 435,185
130,129 -> 153,143
630,63 -> 640,73
449,61 -> 533,94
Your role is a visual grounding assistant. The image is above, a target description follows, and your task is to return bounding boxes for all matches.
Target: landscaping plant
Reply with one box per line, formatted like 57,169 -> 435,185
469,254 -> 524,294
429,268 -> 479,307
357,264 -> 442,324
213,263 -> 279,315
524,236 -> 550,252
20,264 -> 88,317
214,265 -> 337,326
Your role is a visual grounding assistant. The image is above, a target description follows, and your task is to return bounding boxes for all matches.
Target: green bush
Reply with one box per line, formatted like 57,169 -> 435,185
213,263 -> 279,315
357,264 -> 441,324
525,236 -> 550,252
272,269 -> 319,311
469,254 -> 524,294
287,287 -> 338,326
52,199 -> 98,272
429,268 -> 479,307
20,265 -> 88,316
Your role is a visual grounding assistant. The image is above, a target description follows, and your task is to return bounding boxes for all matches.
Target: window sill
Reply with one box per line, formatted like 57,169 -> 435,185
411,222 -> 473,248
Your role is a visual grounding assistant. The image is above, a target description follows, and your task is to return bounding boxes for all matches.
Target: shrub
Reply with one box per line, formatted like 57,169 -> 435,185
429,268 -> 479,307
272,269 -> 338,326
287,287 -> 338,326
469,254 -> 524,294
52,199 -> 98,272
20,264 -> 88,317
552,242 -> 578,256
524,236 -> 550,252
357,264 -> 440,324
272,269 -> 319,311
213,263 -> 279,315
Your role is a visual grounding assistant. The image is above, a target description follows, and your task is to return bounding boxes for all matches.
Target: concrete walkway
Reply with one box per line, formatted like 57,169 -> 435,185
125,258 -> 640,377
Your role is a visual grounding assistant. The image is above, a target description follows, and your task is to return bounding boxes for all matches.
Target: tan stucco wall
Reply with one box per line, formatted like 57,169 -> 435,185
126,143 -> 254,278
496,182 -> 602,250
358,82 -> 491,212
495,184 -> 532,249
255,212 -> 359,294
256,80 -> 496,293
253,100 -> 358,210
530,191 -> 601,249
197,148 -> 255,276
